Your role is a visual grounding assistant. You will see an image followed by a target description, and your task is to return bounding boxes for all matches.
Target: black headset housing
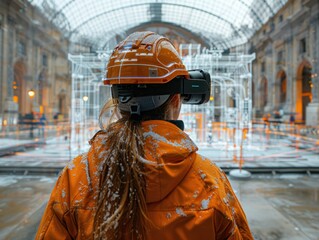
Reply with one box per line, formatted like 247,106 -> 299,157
111,69 -> 211,105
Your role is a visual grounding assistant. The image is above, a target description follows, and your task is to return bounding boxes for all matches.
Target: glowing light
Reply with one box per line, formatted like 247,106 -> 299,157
13,96 -> 18,103
83,96 -> 89,101
28,89 -> 35,97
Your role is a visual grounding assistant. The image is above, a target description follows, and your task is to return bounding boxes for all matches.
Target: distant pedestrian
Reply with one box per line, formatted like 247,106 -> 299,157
53,112 -> 59,125
29,111 -> 35,138
262,113 -> 269,129
289,114 -> 295,125
273,111 -> 281,130
39,114 -> 47,137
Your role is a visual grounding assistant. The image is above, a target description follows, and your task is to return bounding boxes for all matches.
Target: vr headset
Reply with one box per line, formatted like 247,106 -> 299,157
112,69 -> 211,105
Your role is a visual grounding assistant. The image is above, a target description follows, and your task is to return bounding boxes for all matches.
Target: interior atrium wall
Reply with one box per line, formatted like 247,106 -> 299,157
249,0 -> 319,126
0,0 -> 71,130
1,0 -> 319,131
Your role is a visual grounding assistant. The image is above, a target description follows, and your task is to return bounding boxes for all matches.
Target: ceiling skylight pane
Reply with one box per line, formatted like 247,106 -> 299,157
26,0 -> 289,49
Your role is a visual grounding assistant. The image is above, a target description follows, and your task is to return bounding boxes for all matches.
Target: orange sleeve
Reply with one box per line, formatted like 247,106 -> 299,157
213,209 -> 245,240
35,167 -> 78,239
220,172 -> 253,240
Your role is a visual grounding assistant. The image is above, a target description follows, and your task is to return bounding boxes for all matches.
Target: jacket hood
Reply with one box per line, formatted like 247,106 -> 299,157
141,120 -> 198,203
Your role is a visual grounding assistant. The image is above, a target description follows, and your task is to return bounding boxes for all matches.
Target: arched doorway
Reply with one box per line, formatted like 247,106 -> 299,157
277,70 -> 287,107
58,90 -> 66,116
252,81 -> 255,107
38,69 -> 47,111
13,60 -> 26,114
260,77 -> 268,109
296,61 -> 312,121
226,86 -> 236,108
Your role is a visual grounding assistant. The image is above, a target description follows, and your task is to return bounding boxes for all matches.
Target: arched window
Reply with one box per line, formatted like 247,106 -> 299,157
302,66 -> 312,93
58,90 -> 66,115
261,77 -> 268,108
280,71 -> 287,105
252,81 -> 255,107
13,60 -> 26,113
38,69 -> 47,107
301,66 -> 312,121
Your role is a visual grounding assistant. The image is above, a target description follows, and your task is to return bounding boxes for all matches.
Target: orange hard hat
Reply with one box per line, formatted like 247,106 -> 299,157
104,31 -> 189,85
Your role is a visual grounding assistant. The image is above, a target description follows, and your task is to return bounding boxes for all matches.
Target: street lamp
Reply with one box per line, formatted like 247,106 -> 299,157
28,89 -> 35,111
28,89 -> 35,98
28,89 -> 35,138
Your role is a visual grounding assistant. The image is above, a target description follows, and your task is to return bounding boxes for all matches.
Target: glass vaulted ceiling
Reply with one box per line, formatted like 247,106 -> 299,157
28,0 -> 288,49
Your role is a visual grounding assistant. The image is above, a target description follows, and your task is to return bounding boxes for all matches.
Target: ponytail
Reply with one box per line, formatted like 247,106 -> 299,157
94,95 -> 179,239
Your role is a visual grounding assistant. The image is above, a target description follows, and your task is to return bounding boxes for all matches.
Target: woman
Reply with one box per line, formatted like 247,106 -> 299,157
36,31 -> 253,239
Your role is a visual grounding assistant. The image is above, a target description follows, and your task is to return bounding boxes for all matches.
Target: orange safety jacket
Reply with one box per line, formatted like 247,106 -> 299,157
36,120 -> 253,239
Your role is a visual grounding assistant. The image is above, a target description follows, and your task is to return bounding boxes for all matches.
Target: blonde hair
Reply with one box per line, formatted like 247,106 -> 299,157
94,95 -> 179,239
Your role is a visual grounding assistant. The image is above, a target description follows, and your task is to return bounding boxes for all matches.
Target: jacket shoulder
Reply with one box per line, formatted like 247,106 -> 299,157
189,154 -> 236,218
55,150 -> 98,210
191,154 -> 253,238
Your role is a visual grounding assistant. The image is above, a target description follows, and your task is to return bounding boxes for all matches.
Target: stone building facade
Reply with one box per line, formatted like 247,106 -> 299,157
249,0 -> 319,126
0,0 -> 71,128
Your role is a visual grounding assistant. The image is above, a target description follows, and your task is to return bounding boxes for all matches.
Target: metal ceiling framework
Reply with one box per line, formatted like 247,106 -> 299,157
126,21 -> 211,48
28,0 -> 288,50
67,2 -> 245,49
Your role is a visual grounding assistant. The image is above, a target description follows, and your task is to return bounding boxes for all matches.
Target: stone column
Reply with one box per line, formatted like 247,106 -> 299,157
284,36 -> 295,114
264,44 -> 274,113
0,19 -> 3,115
306,14 -> 319,126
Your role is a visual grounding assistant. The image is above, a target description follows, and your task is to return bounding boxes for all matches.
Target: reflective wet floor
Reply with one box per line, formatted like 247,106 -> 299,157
0,174 -> 318,240
0,175 -> 56,240
0,127 -> 318,239
231,174 -> 319,240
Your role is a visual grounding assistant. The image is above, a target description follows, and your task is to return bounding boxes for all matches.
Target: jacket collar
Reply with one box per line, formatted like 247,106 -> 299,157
166,120 -> 184,131
141,120 -> 198,203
